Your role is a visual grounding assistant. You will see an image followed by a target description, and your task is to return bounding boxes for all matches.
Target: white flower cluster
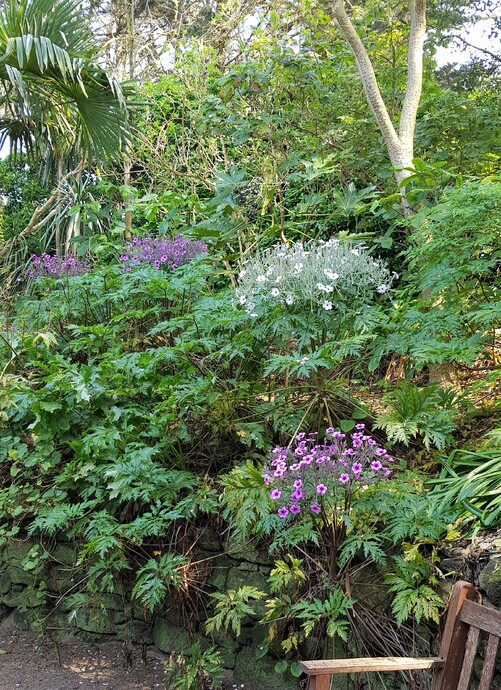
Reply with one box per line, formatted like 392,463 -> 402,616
235,239 -> 394,317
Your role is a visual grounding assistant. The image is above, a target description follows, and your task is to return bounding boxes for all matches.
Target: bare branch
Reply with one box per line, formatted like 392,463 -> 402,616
448,33 -> 501,64
0,162 -> 85,260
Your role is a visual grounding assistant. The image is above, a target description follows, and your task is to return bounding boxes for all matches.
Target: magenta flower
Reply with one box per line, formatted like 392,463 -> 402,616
262,425 -> 394,520
28,253 -> 89,278
355,423 -> 365,430
118,234 -> 207,272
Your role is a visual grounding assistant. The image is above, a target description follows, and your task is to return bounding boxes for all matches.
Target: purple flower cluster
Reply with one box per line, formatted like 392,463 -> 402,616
262,424 -> 394,519
28,253 -> 89,278
119,234 -> 207,272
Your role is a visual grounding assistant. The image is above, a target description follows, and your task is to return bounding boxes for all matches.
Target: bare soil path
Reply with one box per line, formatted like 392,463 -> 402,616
0,616 -> 165,690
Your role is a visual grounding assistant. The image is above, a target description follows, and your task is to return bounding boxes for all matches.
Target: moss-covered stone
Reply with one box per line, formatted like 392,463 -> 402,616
45,564 -> 78,594
479,558 -> 501,606
204,630 -> 239,668
11,607 -> 48,631
116,620 -> 153,644
50,543 -> 77,567
233,647 -> 297,690
225,536 -> 272,566
226,567 -> 269,594
2,540 -> 36,565
153,617 -> 192,653
9,566 -> 37,586
3,585 -> 44,608
0,603 -> 10,621
207,555 -> 231,591
195,528 -> 222,553
75,606 -> 116,634
0,570 -> 11,594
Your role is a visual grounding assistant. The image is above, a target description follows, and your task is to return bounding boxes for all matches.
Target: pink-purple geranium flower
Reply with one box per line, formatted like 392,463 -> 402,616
28,253 -> 89,278
262,426 -> 394,520
119,234 -> 207,272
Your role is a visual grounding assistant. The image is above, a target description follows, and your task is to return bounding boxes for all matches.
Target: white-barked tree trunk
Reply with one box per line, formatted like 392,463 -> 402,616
332,0 -> 427,208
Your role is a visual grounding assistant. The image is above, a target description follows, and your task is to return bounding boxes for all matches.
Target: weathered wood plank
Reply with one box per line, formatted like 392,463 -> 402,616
300,657 -> 443,675
456,626 -> 480,690
460,599 -> 501,637
478,633 -> 500,690
300,581 -> 501,690
308,674 -> 330,690
435,581 -> 476,690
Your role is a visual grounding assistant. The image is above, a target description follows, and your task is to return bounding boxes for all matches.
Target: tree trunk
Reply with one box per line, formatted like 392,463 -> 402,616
55,155 -> 64,256
124,0 -> 135,240
331,0 -> 427,211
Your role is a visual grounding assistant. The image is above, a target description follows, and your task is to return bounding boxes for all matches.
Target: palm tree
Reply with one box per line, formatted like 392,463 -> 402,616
0,0 -> 130,164
0,0 -> 131,261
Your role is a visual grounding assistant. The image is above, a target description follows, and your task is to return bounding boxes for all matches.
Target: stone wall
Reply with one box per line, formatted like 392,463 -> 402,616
2,531 -> 501,690
0,535 -> 296,690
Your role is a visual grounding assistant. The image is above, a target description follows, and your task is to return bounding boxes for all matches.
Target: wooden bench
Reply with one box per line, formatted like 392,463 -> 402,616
300,580 -> 501,690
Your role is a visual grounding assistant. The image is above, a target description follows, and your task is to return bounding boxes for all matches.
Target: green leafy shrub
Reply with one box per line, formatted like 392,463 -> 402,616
164,641 -> 224,690
370,181 -> 501,373
374,382 -> 457,449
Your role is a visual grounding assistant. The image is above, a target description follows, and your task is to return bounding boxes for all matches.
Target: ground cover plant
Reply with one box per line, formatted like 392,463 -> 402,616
0,0 -> 500,687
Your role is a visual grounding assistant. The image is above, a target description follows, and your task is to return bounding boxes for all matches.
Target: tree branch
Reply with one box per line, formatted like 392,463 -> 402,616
0,162 -> 85,260
331,0 -> 402,167
399,0 -> 426,151
448,33 -> 501,64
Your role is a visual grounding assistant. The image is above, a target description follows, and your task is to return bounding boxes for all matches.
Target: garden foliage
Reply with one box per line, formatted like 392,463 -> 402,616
0,4 -> 500,678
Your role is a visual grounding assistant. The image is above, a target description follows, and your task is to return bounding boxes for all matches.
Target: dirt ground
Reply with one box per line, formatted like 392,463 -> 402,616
0,615 -> 166,690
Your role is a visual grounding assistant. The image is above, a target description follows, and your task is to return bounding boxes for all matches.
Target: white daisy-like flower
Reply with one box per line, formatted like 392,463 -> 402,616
285,294 -> 294,305
324,270 -> 339,281
238,269 -> 246,279
293,262 -> 303,273
256,275 -> 266,283
316,282 -> 326,291
323,300 -> 333,310
266,267 -> 274,276
377,284 -> 387,294
351,248 -> 359,256
271,288 -> 280,297
275,275 -> 283,283
324,285 -> 333,293
239,294 -> 247,305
